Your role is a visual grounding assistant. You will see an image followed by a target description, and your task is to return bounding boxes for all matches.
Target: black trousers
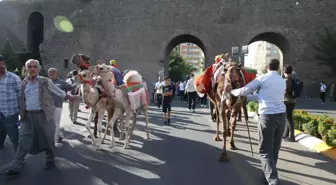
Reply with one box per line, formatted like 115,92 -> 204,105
200,94 -> 207,106
283,103 -> 296,138
180,90 -> 184,100
320,92 -> 326,103
188,91 -> 197,110
157,94 -> 163,108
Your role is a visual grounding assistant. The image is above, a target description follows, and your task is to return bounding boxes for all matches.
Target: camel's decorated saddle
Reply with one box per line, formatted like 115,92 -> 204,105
117,83 -> 148,111
194,63 -> 257,94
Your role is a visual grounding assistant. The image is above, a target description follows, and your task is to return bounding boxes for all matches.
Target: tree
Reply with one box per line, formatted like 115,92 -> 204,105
1,40 -> 20,72
312,28 -> 336,77
168,52 -> 194,81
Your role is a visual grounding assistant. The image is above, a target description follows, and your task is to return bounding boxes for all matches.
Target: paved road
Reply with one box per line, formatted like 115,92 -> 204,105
0,100 -> 335,185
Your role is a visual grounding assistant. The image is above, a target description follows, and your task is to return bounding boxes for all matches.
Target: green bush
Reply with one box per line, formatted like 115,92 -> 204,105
247,101 -> 258,113
302,119 -> 320,138
294,110 -> 336,147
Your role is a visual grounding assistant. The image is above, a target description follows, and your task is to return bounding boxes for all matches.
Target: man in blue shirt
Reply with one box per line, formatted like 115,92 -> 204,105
0,55 -> 22,152
231,59 -> 286,185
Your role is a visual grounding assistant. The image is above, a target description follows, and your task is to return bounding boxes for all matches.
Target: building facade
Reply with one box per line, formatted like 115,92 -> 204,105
179,43 -> 205,74
248,41 -> 283,75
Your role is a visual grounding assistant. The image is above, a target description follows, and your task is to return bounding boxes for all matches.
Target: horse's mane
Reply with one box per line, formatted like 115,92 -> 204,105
123,70 -> 142,84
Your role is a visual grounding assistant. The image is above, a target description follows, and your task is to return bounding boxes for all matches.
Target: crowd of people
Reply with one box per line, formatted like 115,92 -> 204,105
0,51 -> 332,185
0,55 -> 140,178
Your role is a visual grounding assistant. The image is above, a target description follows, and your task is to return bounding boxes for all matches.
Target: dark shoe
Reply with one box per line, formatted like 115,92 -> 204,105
3,169 -> 20,178
57,137 -> 63,143
167,119 -> 170,125
283,137 -> 296,142
164,121 -> 167,125
44,162 -> 55,171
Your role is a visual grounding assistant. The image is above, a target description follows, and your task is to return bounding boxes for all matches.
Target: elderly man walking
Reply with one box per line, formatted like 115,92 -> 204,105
0,55 -> 21,152
231,59 -> 286,185
2,59 -> 74,178
48,67 -> 75,144
66,70 -> 82,124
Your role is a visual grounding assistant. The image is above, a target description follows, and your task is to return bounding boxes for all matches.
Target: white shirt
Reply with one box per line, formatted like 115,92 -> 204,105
185,78 -> 196,93
320,84 -> 327,92
179,82 -> 184,91
231,71 -> 286,115
155,81 -> 164,94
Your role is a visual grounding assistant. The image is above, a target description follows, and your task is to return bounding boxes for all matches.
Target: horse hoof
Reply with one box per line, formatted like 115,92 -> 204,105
214,136 -> 222,141
219,153 -> 229,162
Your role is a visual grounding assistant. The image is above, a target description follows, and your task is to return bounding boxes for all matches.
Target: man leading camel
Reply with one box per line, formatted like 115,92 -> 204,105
230,59 -> 286,185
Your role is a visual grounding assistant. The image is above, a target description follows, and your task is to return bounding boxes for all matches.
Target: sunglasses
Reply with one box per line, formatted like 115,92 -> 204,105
27,65 -> 38,69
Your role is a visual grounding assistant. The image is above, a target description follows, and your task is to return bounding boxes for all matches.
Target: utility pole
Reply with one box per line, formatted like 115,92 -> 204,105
231,45 -> 249,66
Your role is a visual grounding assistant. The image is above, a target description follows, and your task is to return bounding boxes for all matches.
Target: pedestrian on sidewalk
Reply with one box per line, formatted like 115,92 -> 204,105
66,70 -> 82,124
283,65 -> 296,142
3,59 -> 75,178
185,74 -> 197,112
154,77 -> 164,109
179,81 -> 185,101
48,67 -> 75,144
0,55 -> 21,152
320,81 -> 327,104
162,76 -> 173,125
200,93 -> 207,107
230,59 -> 286,185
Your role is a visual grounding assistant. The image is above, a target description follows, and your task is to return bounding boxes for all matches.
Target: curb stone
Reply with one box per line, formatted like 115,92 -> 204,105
247,112 -> 336,161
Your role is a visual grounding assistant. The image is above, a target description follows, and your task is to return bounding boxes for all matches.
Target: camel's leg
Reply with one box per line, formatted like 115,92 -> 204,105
143,107 -> 151,140
109,108 -> 122,149
229,109 -> 238,150
119,111 -> 125,140
102,108 -> 113,143
97,109 -> 105,150
86,110 -> 98,147
214,105 -> 222,141
127,112 -> 137,142
219,101 -> 229,162
123,111 -> 132,149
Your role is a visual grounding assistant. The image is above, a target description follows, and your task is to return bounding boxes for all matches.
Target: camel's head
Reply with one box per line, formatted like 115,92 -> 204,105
75,70 -> 93,87
94,63 -> 116,84
223,62 -> 244,93
70,54 -> 91,71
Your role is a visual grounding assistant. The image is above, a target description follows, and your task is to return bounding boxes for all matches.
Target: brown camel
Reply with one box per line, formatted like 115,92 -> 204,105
207,59 -> 252,162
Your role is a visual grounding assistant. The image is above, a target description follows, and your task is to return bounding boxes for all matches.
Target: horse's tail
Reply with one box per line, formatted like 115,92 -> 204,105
123,70 -> 142,84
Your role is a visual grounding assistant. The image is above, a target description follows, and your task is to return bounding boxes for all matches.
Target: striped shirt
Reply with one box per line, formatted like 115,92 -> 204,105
0,71 -> 22,117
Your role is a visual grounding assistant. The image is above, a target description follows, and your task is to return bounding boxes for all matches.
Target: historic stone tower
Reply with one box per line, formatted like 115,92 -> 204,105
0,0 -> 335,96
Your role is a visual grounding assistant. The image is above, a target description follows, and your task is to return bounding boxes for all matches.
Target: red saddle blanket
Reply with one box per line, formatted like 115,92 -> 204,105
195,66 -> 257,93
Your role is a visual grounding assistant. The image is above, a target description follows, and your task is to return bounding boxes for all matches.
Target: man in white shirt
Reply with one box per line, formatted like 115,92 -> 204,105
320,81 -> 327,104
185,74 -> 197,112
231,59 -> 286,185
179,81 -> 185,101
155,77 -> 164,109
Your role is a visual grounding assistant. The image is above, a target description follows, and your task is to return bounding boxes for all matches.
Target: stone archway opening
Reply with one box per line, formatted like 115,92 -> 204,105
26,11 -> 44,72
164,34 -> 206,82
245,32 -> 289,76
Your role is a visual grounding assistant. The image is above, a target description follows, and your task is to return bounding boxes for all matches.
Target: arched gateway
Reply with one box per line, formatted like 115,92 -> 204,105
0,0 -> 335,96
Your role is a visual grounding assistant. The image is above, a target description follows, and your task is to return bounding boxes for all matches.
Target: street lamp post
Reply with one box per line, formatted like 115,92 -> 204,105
231,45 -> 249,66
